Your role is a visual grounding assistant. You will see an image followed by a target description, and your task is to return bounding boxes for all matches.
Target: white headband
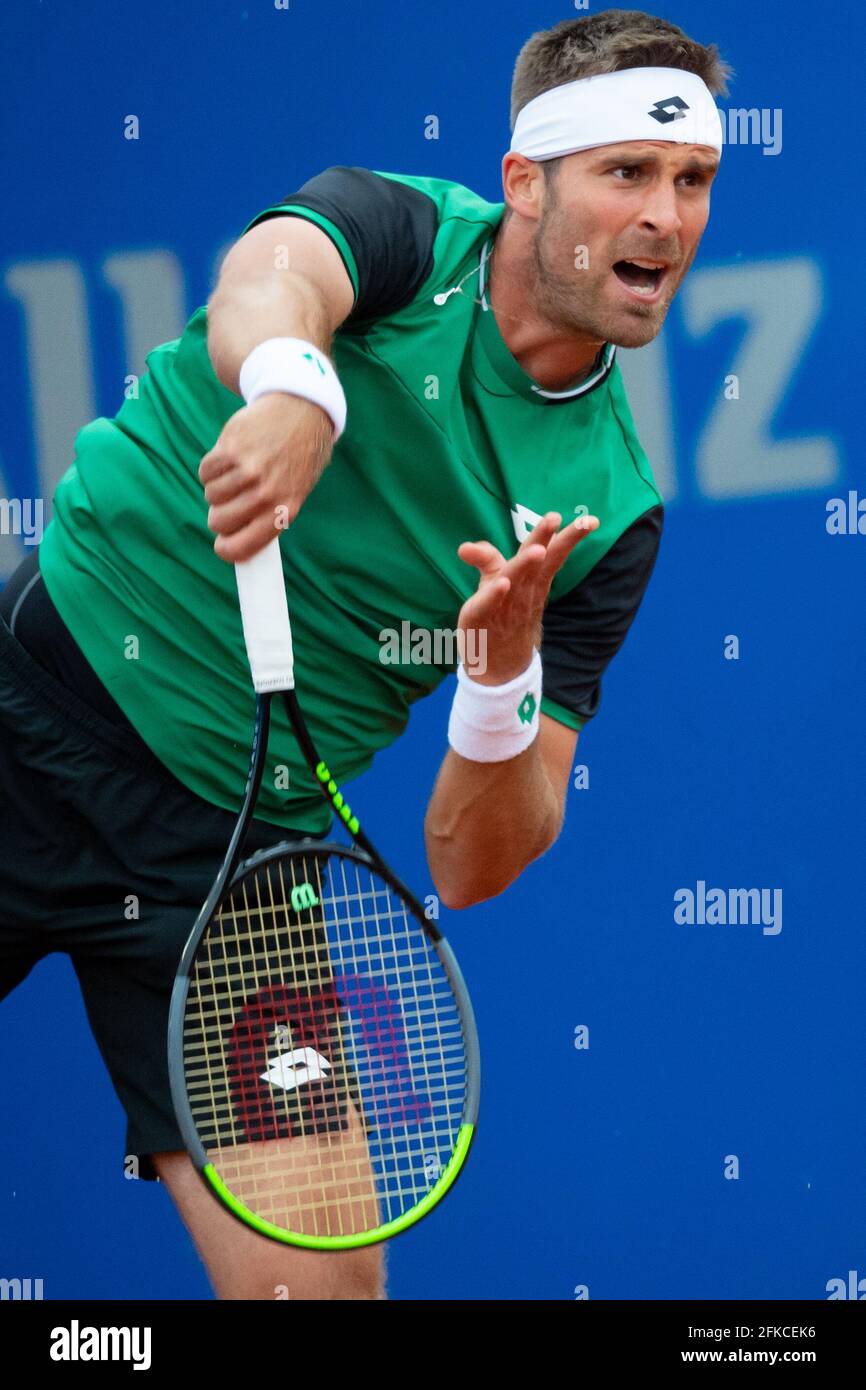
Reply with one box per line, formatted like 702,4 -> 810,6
510,66 -> 724,161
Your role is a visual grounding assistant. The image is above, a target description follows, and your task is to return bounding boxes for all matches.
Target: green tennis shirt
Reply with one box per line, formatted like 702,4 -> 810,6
39,167 -> 664,834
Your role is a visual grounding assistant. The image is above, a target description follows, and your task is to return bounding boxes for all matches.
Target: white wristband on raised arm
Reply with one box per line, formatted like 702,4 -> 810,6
447,649 -> 543,763
239,336 -> 347,441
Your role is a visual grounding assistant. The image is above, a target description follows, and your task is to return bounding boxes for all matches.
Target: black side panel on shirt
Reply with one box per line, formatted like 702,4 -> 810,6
250,166 -> 439,331
541,504 -> 664,728
0,549 -> 138,730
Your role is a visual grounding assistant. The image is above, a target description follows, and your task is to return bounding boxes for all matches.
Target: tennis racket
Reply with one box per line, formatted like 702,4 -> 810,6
168,537 -> 480,1249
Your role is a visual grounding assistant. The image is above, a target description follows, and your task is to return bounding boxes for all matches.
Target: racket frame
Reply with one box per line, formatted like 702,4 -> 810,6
168,689 -> 480,1249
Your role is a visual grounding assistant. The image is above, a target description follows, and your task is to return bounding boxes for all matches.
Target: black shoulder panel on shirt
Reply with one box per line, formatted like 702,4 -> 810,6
541,504 -> 664,728
257,166 -> 439,330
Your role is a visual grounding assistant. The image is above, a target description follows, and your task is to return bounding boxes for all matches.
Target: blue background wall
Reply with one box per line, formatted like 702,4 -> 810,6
1,0 -> 862,1300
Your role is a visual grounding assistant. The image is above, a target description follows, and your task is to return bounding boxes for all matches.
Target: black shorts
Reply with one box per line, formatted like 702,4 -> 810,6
0,551 -> 322,1180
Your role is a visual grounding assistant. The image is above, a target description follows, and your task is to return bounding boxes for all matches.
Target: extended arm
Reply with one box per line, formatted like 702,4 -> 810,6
425,504 -> 664,908
425,713 -> 577,909
425,512 -> 595,908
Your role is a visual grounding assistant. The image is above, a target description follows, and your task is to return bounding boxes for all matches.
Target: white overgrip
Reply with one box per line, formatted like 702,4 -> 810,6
234,537 -> 295,692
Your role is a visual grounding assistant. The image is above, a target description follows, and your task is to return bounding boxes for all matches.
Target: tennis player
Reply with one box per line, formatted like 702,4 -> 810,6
0,10 -> 730,1299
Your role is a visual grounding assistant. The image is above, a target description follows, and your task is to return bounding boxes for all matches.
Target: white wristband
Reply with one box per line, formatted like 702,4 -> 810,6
239,336 -> 347,441
447,649 -> 542,763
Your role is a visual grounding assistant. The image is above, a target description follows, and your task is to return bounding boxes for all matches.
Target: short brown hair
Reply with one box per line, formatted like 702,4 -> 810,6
510,9 -> 733,130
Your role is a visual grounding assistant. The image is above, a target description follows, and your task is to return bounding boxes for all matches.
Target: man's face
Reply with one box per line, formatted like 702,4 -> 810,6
528,140 -> 719,349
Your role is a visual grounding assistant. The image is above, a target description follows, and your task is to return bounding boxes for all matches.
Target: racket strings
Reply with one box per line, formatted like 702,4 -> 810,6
182,849 -> 468,1239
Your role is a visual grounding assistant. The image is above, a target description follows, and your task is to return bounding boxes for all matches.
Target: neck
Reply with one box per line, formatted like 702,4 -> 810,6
487,219 -> 606,391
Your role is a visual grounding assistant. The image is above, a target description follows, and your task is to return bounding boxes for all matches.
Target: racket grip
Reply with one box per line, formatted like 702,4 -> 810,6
235,538 -> 295,692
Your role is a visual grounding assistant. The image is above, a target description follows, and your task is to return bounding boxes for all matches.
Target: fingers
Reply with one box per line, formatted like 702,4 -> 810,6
458,538 -> 547,583
518,512 -> 562,553
492,513 -> 563,589
457,540 -> 506,577
214,513 -> 286,564
508,512 -> 600,581
542,513 -> 600,574
457,575 -> 511,629
199,445 -> 243,487
200,395 -> 330,561
201,465 -> 257,506
458,512 -> 600,592
208,488 -> 279,540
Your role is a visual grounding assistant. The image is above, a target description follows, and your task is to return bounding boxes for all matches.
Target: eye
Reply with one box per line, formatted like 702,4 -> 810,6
612,165 -> 641,180
679,170 -> 713,188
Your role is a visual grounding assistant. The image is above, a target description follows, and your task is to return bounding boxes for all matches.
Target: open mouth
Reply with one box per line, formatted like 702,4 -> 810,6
612,259 -> 669,300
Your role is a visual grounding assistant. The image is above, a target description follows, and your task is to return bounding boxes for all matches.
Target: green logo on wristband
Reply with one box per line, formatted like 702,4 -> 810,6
517,692 -> 537,725
302,351 -> 326,377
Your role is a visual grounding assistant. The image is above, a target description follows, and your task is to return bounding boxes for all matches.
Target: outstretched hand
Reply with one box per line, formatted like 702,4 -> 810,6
457,511 -> 600,686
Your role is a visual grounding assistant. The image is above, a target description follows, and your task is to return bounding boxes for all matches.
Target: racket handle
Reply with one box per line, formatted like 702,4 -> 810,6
235,538 -> 295,692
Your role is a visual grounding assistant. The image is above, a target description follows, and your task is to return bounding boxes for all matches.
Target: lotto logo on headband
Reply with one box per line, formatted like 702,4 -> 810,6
648,95 -> 689,125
